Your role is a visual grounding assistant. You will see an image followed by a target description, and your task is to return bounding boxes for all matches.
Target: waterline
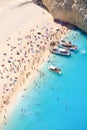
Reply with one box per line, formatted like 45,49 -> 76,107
1,29 -> 87,130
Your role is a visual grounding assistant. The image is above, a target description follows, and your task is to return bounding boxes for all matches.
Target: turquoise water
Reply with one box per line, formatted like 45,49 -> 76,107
1,29 -> 87,130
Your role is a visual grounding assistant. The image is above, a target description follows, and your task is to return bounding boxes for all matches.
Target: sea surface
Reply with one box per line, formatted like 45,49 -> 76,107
1,28 -> 87,130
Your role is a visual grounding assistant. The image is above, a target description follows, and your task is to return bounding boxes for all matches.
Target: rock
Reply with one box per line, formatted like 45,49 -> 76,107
42,0 -> 87,33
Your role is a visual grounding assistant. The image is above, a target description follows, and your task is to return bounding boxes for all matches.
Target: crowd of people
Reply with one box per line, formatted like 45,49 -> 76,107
0,21 -> 69,126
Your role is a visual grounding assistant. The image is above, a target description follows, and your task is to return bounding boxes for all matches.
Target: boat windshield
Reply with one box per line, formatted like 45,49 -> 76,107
59,48 -> 66,52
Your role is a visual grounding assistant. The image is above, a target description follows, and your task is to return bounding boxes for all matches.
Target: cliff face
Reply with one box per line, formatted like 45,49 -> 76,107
42,0 -> 87,33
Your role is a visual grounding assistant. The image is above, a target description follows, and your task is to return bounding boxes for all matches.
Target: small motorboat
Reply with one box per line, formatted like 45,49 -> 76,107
59,40 -> 78,51
48,65 -> 61,74
50,47 -> 71,56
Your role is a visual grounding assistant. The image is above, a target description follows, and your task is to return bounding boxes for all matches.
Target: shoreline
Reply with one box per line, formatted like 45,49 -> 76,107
0,24 -> 69,127
0,1 -> 70,128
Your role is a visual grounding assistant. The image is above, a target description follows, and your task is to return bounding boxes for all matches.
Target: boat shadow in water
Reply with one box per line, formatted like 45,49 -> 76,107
49,70 -> 63,78
51,53 -> 72,58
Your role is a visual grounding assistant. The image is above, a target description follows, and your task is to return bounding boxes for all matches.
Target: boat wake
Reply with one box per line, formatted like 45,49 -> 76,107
80,49 -> 87,54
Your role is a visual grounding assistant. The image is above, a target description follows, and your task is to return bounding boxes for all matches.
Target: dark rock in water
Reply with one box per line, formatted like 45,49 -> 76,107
42,0 -> 87,33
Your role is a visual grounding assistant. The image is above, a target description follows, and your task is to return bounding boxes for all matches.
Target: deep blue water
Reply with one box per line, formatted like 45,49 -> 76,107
1,29 -> 87,130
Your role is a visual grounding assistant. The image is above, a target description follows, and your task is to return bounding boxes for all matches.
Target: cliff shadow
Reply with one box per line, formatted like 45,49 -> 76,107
32,0 -> 48,10
17,0 -> 33,7
32,0 -> 43,6
54,19 -> 78,32
16,0 -> 46,9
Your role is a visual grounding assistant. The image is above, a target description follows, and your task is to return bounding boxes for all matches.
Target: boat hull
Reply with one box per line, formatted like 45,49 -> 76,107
59,44 -> 78,51
50,48 -> 71,56
59,40 -> 78,51
48,66 -> 61,74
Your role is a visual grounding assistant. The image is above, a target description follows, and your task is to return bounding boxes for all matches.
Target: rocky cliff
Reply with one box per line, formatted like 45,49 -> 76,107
42,0 -> 87,33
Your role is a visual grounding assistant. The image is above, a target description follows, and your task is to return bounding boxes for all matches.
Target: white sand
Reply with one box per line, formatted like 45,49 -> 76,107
0,0 -> 69,127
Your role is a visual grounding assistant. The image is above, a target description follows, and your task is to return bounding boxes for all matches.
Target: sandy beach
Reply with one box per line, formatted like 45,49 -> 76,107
0,0 -> 70,127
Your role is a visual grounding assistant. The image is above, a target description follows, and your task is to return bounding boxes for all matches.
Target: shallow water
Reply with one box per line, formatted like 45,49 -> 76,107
1,29 -> 87,130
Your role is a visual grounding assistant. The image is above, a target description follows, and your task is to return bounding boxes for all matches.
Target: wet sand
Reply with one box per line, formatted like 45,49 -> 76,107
0,0 -> 70,127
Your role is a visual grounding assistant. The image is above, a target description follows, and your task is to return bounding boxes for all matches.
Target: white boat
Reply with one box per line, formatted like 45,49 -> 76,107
59,40 -> 78,51
48,65 -> 61,74
50,47 -> 71,56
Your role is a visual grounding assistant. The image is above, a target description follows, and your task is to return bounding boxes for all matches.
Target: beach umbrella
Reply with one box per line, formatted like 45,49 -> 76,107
1,64 -> 4,67
56,28 -> 60,31
50,41 -> 56,46
3,53 -> 7,56
37,32 -> 41,35
8,60 -> 11,63
37,44 -> 39,47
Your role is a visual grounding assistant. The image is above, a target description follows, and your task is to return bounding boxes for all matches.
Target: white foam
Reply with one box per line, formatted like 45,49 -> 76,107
80,49 -> 87,54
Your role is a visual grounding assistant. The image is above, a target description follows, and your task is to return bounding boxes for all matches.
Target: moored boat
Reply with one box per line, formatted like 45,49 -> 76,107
48,65 -> 61,74
59,40 -> 78,51
50,47 -> 71,56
